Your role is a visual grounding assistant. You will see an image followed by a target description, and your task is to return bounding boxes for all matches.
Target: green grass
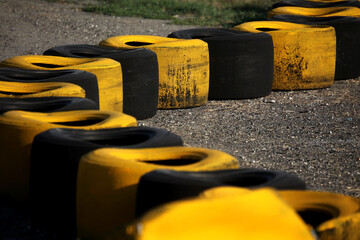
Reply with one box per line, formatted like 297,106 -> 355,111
82,0 -> 279,27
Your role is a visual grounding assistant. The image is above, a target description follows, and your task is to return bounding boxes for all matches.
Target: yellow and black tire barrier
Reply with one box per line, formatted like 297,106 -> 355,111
268,6 -> 360,18
0,81 -> 85,99
76,146 -> 238,239
0,55 -> 123,112
107,188 -> 314,240
0,110 -> 136,203
100,35 -> 210,109
233,21 -> 336,90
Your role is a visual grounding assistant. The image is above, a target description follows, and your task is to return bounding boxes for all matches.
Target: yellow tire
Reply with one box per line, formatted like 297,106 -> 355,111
199,187 -> 360,239
0,110 -> 136,203
106,188 -> 314,240
233,21 -> 336,90
268,6 -> 360,18
100,35 -> 210,109
317,212 -> 360,240
76,147 -> 238,239
278,190 -> 360,228
0,81 -> 85,98
0,55 -> 123,112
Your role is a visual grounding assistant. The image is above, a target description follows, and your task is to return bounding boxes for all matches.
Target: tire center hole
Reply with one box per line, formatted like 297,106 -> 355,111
52,118 -> 104,126
125,41 -> 154,46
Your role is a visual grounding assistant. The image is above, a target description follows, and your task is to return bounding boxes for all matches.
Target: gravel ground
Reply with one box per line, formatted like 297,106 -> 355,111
0,0 -> 359,239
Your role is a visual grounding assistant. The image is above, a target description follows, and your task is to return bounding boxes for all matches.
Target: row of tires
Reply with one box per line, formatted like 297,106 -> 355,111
0,0 -> 359,239
0,3 -> 359,121
0,109 -> 359,240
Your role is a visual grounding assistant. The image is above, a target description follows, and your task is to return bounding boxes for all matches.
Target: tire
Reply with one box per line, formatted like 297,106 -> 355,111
0,80 -> 86,99
0,68 -> 99,107
0,110 -> 137,203
233,21 -> 336,90
0,97 -> 98,114
135,168 -> 306,217
268,6 -> 360,18
272,0 -> 360,9
0,55 -> 123,112
279,190 -> 360,229
269,15 -> 360,80
29,126 -> 183,236
317,212 -> 360,240
100,35 -> 209,109
76,147 -> 238,239
44,45 -> 159,119
167,28 -> 273,100
111,188 -> 314,240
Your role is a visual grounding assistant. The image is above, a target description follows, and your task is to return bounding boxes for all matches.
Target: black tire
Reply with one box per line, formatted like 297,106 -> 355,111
0,68 -> 100,107
273,0 -> 360,9
168,28 -> 274,99
135,168 -> 306,217
0,97 -> 98,114
29,127 -> 183,236
44,45 -> 159,119
269,15 -> 360,80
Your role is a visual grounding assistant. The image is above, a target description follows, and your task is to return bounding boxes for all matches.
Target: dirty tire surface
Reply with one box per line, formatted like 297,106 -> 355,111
0,0 -> 359,239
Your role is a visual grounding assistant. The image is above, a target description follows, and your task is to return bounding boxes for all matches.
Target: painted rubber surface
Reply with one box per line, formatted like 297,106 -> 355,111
107,189 -> 314,240
76,146 -> 238,239
0,97 -> 98,114
269,15 -> 360,80
0,80 -> 86,99
29,127 -> 183,236
273,0 -> 360,8
168,28 -> 273,100
0,110 -> 137,203
0,55 -> 123,112
268,6 -> 360,18
0,68 -> 99,107
200,187 -> 360,239
278,190 -> 360,229
317,212 -> 360,240
100,35 -> 209,109
233,21 -> 336,90
44,45 -> 159,119
135,168 -> 306,217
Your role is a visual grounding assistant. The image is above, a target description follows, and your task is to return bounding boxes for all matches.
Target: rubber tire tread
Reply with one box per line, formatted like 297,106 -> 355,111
0,68 -> 100,107
269,15 -> 360,80
44,45 -> 159,119
135,168 -> 306,217
0,97 -> 98,114
29,127 -> 183,237
168,28 -> 274,99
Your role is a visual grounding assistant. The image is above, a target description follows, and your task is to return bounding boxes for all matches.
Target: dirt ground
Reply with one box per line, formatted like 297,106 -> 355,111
0,0 -> 359,239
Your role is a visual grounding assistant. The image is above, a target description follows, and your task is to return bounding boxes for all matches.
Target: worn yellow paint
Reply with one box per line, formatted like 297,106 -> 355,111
100,35 -> 210,109
76,147 -> 238,240
317,212 -> 360,240
0,81 -> 85,98
0,110 -> 137,202
268,6 -> 360,18
0,55 -> 123,112
233,21 -> 336,90
111,188 -> 314,240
